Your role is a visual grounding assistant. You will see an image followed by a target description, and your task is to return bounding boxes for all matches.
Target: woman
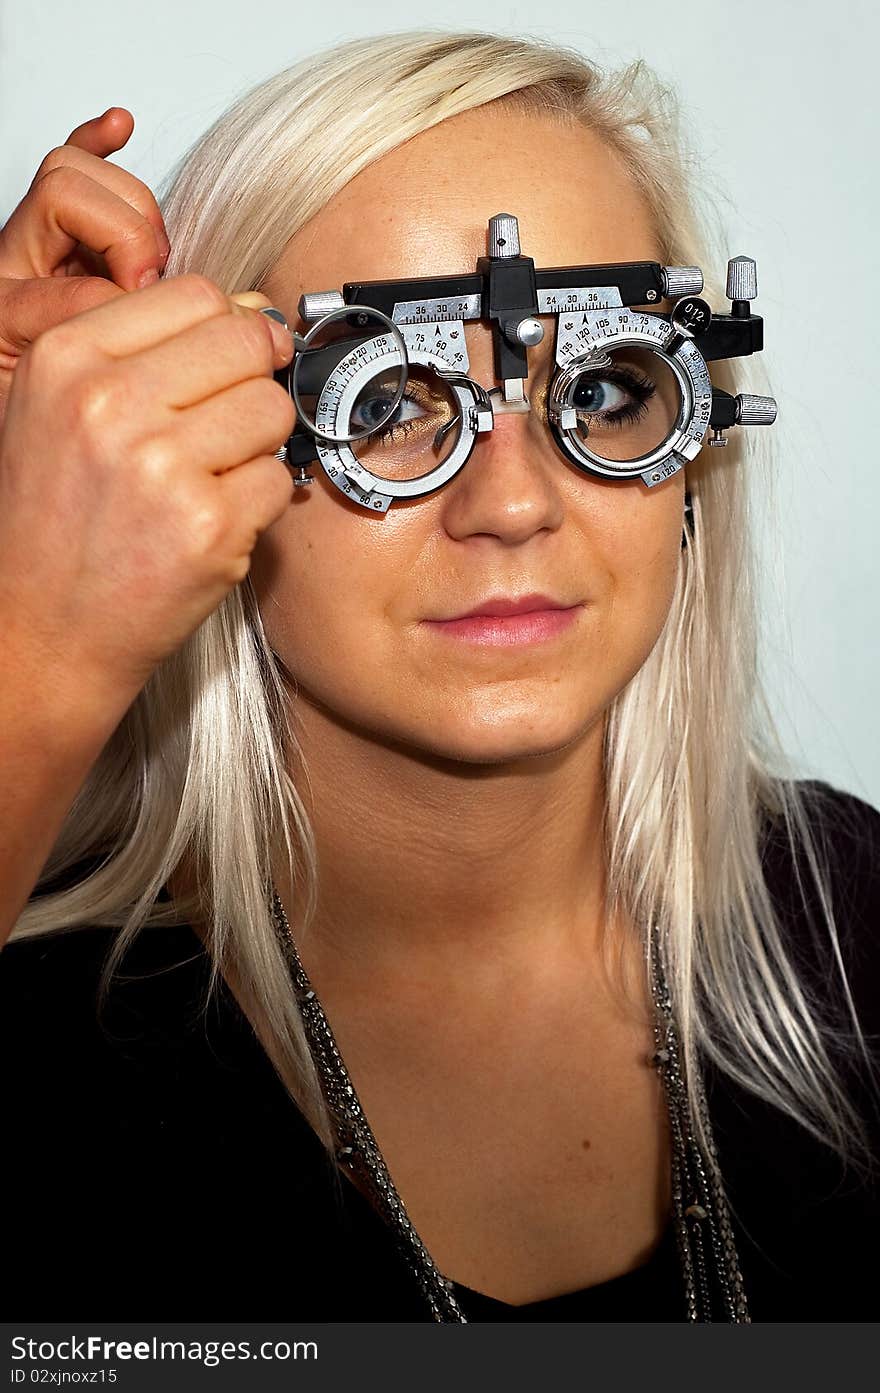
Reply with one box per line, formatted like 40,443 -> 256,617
0,31 -> 877,1323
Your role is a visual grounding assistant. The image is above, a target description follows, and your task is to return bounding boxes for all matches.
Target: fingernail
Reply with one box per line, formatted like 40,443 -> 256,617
259,306 -> 293,358
138,267 -> 160,289
259,307 -> 289,328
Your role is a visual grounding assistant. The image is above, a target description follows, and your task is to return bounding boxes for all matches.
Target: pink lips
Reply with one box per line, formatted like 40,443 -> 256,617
422,603 -> 583,647
450,593 -> 570,620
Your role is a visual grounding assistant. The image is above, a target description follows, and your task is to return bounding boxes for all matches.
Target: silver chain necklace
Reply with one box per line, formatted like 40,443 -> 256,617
269,885 -> 751,1322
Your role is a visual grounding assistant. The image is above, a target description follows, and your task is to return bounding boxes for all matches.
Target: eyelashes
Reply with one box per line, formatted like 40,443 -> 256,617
356,364 -> 658,445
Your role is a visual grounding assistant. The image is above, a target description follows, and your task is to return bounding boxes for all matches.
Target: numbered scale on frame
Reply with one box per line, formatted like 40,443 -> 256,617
276,214 -> 777,513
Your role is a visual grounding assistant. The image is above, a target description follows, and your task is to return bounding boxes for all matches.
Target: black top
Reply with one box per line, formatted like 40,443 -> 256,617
2,779 -> 878,1322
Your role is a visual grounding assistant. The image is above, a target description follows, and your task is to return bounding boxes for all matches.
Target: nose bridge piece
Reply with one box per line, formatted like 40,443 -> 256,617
473,388 -> 561,483
488,384 -> 532,416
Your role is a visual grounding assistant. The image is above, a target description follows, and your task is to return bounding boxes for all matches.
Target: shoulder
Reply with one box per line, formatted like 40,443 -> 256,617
0,912 -> 423,1320
2,854 -> 202,997
0,895 -> 325,1170
0,917 -> 208,1027
708,780 -> 880,1316
758,778 -> 880,1025
0,862 -> 220,1091
760,776 -> 880,867
0,918 -> 216,1129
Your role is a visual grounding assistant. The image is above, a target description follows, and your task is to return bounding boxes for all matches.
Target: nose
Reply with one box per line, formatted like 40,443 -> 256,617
437,404 -> 566,545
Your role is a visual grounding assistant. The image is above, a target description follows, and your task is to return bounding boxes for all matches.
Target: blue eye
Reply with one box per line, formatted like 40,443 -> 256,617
573,378 -> 629,413
350,392 -> 427,434
571,367 -> 656,427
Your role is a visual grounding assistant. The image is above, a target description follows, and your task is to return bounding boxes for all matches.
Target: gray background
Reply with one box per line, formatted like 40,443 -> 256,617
1,0 -> 876,808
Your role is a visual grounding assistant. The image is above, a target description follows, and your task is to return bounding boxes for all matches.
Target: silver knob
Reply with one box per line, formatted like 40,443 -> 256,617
488,213 -> 521,258
661,265 -> 703,298
726,256 -> 758,302
503,317 -> 544,347
298,290 -> 346,322
735,393 -> 777,426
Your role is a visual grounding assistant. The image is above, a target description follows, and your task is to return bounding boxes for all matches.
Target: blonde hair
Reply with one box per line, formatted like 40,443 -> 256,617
13,30 -> 876,1180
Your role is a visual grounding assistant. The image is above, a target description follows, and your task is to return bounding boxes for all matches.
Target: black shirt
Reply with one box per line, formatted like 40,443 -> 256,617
2,779 -> 878,1321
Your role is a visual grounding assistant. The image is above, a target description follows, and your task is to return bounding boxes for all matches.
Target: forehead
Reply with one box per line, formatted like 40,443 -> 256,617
267,105 -> 663,310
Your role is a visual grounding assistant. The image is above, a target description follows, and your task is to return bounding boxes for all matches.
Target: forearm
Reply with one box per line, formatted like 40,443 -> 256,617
0,624 -> 134,948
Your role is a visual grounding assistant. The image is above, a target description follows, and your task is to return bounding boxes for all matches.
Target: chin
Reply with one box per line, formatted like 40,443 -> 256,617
402,711 -> 596,767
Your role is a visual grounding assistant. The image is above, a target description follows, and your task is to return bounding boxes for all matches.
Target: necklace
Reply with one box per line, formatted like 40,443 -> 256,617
269,885 -> 751,1322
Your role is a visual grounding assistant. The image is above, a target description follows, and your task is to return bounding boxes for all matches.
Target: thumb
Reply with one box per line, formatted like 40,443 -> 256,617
0,274 -> 125,358
229,291 -> 275,311
64,107 -> 135,158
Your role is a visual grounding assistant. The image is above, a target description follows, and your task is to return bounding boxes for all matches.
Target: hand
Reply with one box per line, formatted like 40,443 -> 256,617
0,273 -> 296,709
0,108 -> 171,425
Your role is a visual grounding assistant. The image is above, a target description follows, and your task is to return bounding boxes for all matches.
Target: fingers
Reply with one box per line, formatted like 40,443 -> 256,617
40,272 -> 234,359
61,113 -> 170,267
217,452 -> 298,545
36,274 -> 294,385
0,275 -> 124,358
0,119 -> 170,288
230,291 -> 276,312
64,107 -> 135,158
234,298 -> 293,361
157,374 -> 296,473
2,162 -> 168,290
230,294 -> 294,354
132,298 -> 294,407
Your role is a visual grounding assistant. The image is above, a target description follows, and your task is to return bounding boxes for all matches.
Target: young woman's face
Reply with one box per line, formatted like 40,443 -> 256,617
255,105 -> 685,764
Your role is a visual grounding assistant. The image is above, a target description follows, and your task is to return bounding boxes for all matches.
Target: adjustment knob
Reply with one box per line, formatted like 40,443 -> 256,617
661,266 -> 704,298
488,213 -> 521,258
298,290 -> 346,322
726,257 -> 758,303
735,393 -> 777,425
503,316 -> 544,347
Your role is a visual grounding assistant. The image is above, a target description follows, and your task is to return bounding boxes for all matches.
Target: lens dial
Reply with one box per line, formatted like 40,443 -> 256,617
548,307 -> 713,485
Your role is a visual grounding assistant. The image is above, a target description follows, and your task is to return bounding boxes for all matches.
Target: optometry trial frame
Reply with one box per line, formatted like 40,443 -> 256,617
272,213 -> 777,515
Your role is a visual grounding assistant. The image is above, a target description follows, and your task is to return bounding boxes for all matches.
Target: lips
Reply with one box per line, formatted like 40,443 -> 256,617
439,593 -> 574,621
422,603 -> 582,647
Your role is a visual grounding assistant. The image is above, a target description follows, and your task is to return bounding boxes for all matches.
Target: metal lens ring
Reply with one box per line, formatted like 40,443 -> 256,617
291,304 -> 409,446
549,343 -> 693,479
547,309 -> 713,485
315,346 -> 488,513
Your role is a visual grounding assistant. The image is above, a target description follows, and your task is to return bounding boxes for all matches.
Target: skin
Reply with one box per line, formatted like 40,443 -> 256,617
255,104 -> 684,991
179,104 -> 685,1302
3,100 -> 682,1302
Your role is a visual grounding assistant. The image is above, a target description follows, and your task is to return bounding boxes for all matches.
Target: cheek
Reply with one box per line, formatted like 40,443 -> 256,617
248,502 -> 412,697
246,473 -> 685,762
590,490 -> 682,678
